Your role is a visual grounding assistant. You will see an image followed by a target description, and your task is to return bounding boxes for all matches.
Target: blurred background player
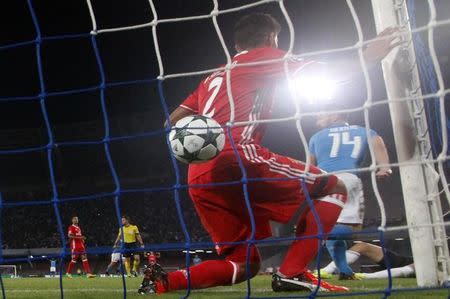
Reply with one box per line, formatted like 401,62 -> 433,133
105,248 -> 124,276
49,259 -> 57,277
309,111 -> 391,280
193,254 -> 202,266
66,216 -> 95,278
113,215 -> 144,277
140,13 -> 400,295
139,252 -> 162,294
146,251 -> 160,266
321,241 -> 415,279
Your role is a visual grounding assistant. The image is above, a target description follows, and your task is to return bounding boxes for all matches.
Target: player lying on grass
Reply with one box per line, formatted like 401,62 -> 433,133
138,13 -> 401,295
309,111 -> 391,280
318,241 -> 415,279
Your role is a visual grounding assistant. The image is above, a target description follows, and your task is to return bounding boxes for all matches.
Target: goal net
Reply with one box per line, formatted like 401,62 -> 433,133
0,0 -> 449,298
0,265 -> 17,278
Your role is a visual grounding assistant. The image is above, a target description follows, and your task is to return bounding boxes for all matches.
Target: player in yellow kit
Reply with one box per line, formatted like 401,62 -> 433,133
113,215 -> 144,277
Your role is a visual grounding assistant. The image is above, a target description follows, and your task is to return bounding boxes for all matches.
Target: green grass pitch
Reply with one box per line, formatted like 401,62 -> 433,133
1,275 -> 448,299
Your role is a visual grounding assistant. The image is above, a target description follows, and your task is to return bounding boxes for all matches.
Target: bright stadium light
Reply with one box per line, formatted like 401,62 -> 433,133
289,75 -> 338,104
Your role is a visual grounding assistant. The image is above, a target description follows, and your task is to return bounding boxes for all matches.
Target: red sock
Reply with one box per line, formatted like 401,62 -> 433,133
82,259 -> 92,274
279,196 -> 344,277
166,260 -> 235,291
66,260 -> 76,274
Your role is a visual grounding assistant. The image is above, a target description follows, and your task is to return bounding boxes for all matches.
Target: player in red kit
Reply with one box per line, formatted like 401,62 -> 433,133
66,216 -> 95,278
140,13 -> 401,295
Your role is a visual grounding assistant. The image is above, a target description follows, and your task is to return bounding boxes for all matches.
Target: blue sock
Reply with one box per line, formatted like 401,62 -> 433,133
326,224 -> 353,276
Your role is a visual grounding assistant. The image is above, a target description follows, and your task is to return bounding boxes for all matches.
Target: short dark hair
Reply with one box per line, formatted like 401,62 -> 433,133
234,13 -> 281,50
327,101 -> 349,121
122,215 -> 130,221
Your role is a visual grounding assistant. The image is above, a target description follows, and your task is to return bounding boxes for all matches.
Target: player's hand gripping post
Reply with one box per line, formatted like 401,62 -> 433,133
362,27 -> 404,65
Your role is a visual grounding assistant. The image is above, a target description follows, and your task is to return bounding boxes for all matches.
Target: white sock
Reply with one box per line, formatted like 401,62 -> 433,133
322,261 -> 337,274
322,250 -> 360,274
346,250 -> 360,264
364,265 -> 415,279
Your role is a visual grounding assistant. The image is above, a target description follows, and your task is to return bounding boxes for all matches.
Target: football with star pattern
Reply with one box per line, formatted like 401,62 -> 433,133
169,115 -> 225,164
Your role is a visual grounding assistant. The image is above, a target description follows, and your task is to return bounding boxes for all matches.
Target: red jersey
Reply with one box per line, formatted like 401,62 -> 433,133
68,224 -> 84,249
180,47 -> 313,149
180,49 -> 341,254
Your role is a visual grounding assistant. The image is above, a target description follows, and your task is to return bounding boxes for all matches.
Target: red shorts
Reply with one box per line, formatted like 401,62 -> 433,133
188,145 -> 337,255
71,244 -> 86,255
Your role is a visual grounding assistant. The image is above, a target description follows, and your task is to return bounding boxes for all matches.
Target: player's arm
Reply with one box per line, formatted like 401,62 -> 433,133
166,84 -> 200,127
113,231 -> 121,247
309,154 -> 317,166
135,227 -> 144,247
321,27 -> 403,82
68,233 -> 85,240
371,135 -> 392,178
307,136 -> 318,166
67,229 -> 85,240
167,106 -> 195,127
136,233 -> 144,247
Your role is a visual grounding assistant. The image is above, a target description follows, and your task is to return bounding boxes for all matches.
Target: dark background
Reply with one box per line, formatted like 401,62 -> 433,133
0,0 -> 448,251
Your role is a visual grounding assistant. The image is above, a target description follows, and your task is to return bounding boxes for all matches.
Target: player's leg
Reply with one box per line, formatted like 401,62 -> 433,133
320,249 -> 361,275
106,261 -> 117,276
320,173 -> 365,279
375,246 -> 414,270
124,257 -> 131,276
363,264 -> 415,279
350,242 -> 384,263
106,252 -> 120,275
325,224 -> 354,277
140,184 -> 262,294
345,242 -> 414,279
274,172 -> 346,275
142,246 -> 261,294
80,253 -> 95,277
132,252 -> 140,276
274,195 -> 348,292
66,253 -> 77,277
154,244 -> 261,292
236,149 -> 348,291
123,247 -> 132,276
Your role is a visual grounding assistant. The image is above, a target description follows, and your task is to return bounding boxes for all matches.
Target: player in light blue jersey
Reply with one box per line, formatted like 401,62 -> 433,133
50,259 -> 57,277
309,111 -> 391,280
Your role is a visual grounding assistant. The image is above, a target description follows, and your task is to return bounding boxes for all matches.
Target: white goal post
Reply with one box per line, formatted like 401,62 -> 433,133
0,265 -> 17,278
371,0 -> 450,287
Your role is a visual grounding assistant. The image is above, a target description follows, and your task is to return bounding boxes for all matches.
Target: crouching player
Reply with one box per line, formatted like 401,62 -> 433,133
138,12 -> 399,296
138,252 -> 162,294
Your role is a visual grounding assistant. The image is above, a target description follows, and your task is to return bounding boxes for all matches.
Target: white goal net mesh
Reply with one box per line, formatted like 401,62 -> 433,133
0,0 -> 449,297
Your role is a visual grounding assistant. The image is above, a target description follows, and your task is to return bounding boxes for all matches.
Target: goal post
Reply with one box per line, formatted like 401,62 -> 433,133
0,265 -> 17,278
371,0 -> 450,287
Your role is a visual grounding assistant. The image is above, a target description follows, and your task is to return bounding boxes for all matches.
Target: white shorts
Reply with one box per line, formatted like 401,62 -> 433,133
50,267 -> 56,272
111,252 -> 123,263
335,173 -> 364,224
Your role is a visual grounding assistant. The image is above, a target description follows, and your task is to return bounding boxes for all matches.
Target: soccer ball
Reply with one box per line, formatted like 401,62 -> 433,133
169,115 -> 225,164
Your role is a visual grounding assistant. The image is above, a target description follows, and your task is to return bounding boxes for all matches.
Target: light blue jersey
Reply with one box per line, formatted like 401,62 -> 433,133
309,123 -> 378,173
